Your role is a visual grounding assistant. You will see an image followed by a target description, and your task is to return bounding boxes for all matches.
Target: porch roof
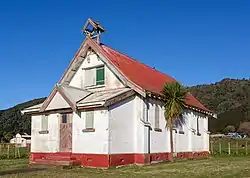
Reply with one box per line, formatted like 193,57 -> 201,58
22,86 -> 134,113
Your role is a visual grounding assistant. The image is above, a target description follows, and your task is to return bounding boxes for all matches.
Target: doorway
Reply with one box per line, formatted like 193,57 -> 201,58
59,113 -> 72,152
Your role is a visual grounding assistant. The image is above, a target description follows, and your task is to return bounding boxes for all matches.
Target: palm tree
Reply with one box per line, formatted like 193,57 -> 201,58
162,81 -> 187,161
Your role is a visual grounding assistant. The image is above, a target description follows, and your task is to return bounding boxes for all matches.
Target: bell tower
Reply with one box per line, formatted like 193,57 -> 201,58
82,18 -> 105,44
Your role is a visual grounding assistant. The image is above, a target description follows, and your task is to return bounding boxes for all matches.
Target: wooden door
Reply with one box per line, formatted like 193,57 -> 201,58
59,113 -> 72,152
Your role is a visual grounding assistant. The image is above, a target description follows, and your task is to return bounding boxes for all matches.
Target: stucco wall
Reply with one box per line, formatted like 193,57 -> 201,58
31,96 -> 209,155
46,92 -> 70,111
72,109 -> 109,154
147,98 -> 170,153
31,114 -> 59,152
144,98 -> 209,154
182,111 -> 208,152
69,51 -> 124,90
109,96 -> 135,154
134,96 -> 149,154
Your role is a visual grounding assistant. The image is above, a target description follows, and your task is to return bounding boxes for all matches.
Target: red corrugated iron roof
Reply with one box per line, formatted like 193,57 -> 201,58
92,40 -> 211,113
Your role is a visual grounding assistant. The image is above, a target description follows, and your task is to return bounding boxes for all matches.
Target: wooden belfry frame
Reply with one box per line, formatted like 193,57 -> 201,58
82,18 -> 105,44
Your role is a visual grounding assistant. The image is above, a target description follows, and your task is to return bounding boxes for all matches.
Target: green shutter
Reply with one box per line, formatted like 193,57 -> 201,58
96,66 -> 104,85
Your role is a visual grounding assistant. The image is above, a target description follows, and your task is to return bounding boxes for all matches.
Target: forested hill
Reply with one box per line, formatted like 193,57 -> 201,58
188,78 -> 250,133
0,97 -> 46,142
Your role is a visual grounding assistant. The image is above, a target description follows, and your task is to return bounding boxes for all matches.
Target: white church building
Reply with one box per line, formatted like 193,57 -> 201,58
23,19 -> 216,168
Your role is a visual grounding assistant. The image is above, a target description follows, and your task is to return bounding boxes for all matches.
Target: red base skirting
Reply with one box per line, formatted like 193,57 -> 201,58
30,151 -> 209,168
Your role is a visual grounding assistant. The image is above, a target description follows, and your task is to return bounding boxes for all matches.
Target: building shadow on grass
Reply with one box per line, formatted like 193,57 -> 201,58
0,167 -> 46,176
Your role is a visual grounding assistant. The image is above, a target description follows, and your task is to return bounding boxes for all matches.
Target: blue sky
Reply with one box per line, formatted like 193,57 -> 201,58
0,0 -> 249,109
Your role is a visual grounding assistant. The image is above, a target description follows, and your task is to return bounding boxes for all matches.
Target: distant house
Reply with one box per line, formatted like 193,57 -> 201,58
10,133 -> 31,147
22,18 -> 216,168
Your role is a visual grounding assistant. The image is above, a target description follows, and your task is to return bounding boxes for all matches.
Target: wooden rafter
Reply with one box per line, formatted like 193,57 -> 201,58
82,18 -> 105,44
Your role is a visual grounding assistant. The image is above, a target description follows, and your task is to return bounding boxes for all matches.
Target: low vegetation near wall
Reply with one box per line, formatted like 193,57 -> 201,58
0,144 -> 29,159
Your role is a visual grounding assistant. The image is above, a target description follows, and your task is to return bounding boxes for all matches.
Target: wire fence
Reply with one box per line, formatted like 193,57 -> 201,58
0,143 -> 30,159
210,138 -> 250,156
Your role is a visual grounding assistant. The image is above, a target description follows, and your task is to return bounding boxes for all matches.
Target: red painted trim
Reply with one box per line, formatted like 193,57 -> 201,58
30,151 -> 209,168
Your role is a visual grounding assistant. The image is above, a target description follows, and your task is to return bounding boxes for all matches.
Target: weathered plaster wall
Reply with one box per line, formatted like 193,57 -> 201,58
31,96 -> 209,156
147,98 -> 170,153
185,112 -> 209,152
69,51 -> 124,90
72,109 -> 109,154
134,96 -> 148,154
46,92 -> 70,111
109,96 -> 135,154
144,98 -> 209,154
31,114 -> 59,152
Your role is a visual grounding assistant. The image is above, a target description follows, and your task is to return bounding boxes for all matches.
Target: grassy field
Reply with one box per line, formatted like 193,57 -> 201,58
210,138 -> 250,156
0,144 -> 29,159
1,157 -> 250,178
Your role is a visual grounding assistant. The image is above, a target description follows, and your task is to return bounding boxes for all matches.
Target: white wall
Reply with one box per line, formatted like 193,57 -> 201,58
204,117 -> 209,151
72,109 -> 109,154
174,111 -> 209,152
109,96 -> 135,154
69,51 -> 124,90
142,97 -> 209,154
147,98 -> 170,153
46,92 -> 70,111
174,113 -> 189,152
31,114 -> 59,152
134,96 -> 149,154
31,96 -> 209,154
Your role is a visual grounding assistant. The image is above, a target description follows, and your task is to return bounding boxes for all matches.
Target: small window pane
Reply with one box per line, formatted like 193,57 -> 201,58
41,115 -> 48,131
62,114 -> 67,123
85,68 -> 96,86
86,111 -> 94,129
155,105 -> 160,128
96,67 -> 104,85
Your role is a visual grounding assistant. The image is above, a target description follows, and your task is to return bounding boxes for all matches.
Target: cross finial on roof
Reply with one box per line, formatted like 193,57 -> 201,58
82,18 -> 105,44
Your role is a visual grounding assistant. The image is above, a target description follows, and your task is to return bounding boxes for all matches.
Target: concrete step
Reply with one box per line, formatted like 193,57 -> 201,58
31,158 -> 81,166
31,159 -> 74,166
42,156 -> 72,161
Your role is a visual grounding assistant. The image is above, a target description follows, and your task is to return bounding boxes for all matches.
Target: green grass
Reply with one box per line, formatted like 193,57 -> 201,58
1,157 -> 250,177
0,147 -> 28,159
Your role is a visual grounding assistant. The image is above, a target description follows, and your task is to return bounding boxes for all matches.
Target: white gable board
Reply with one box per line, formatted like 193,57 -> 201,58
46,92 -> 70,111
69,50 -> 124,90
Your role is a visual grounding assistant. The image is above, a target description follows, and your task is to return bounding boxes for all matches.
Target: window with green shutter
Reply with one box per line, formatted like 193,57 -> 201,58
96,66 -> 105,85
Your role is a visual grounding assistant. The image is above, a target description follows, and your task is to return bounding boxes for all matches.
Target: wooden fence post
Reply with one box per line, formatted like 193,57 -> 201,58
219,142 -> 222,154
228,142 -> 231,155
211,142 -> 213,154
236,142 -> 239,155
7,145 -> 10,159
246,141 -> 248,155
17,147 -> 20,158
14,145 -> 17,158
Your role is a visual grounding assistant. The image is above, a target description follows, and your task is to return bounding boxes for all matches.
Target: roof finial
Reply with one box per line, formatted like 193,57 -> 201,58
82,18 -> 105,44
